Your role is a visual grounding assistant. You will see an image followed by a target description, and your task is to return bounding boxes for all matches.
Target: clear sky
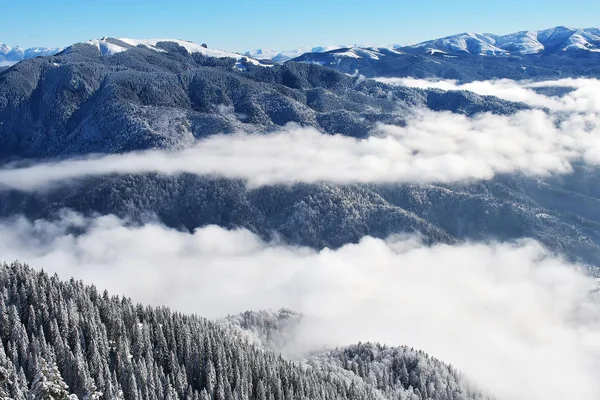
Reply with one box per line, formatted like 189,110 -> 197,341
2,0 -> 599,52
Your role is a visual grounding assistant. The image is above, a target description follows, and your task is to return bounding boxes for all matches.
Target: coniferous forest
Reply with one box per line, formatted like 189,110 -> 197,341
0,262 -> 487,400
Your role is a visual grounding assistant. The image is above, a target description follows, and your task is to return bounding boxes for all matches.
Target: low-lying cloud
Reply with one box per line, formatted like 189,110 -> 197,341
377,77 -> 600,112
1,107 -> 599,191
1,212 -> 599,400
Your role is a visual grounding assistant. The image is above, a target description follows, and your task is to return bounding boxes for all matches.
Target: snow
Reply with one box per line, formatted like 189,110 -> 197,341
410,26 -> 600,56
321,47 -> 386,60
118,38 -> 244,60
384,47 -> 405,55
425,48 -> 449,55
1,43 -> 62,64
84,37 -> 266,69
355,48 -> 384,60
311,45 -> 343,53
332,50 -> 362,59
244,48 -> 280,60
87,39 -> 128,56
245,45 -> 343,62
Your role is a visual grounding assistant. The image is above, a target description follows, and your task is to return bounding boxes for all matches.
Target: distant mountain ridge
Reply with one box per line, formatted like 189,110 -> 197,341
244,45 -> 343,62
243,26 -> 600,62
407,26 -> 600,56
0,43 -> 62,66
87,37 -> 267,66
290,26 -> 600,82
3,25 -> 598,69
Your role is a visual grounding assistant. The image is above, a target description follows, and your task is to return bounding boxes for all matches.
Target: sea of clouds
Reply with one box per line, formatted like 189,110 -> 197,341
2,77 -> 600,400
0,78 -> 599,191
1,212 -> 599,400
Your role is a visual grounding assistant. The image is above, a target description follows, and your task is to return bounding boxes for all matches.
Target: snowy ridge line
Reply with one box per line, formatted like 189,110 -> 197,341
407,26 -> 600,56
85,37 -> 266,68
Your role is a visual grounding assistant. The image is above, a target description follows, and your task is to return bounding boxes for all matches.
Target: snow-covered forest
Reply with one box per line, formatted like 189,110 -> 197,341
0,262 -> 487,400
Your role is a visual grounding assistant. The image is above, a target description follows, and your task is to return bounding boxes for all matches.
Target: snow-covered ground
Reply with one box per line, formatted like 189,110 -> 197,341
85,37 -> 267,69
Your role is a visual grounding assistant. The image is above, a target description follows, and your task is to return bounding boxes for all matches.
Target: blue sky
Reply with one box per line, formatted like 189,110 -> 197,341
2,0 -> 599,51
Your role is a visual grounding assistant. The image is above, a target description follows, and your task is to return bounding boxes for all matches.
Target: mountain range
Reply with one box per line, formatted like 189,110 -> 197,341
246,26 -> 600,63
407,26 -> 600,56
244,45 -> 343,62
1,36 -> 599,268
1,24 -> 600,400
0,43 -> 62,66
3,25 -> 599,69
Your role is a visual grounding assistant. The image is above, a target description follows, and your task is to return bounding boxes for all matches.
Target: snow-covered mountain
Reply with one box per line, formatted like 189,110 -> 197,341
0,43 -> 62,66
245,45 -> 343,62
289,26 -> 600,81
242,26 -> 600,65
406,26 -> 600,56
243,48 -> 282,60
86,37 -> 267,67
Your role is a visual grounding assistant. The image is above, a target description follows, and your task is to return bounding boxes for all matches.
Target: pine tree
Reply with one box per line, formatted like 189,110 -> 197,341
0,365 -> 11,400
29,359 -> 73,400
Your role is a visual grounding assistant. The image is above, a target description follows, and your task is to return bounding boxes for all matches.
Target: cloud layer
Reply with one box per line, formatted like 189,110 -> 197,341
2,78 -> 600,399
1,107 -> 599,191
1,212 -> 599,400
377,77 -> 600,112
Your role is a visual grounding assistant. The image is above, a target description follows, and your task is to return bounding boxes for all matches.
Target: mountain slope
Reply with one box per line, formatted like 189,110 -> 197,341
0,40 -> 524,159
0,262 -> 488,400
0,39 -> 600,268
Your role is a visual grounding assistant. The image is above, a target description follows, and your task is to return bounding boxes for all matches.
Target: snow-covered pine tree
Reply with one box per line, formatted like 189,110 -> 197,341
28,359 -> 73,400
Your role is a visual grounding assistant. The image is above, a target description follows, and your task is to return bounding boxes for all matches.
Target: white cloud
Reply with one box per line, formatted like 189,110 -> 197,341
1,107 -> 599,191
1,212 -> 599,400
376,77 -> 600,112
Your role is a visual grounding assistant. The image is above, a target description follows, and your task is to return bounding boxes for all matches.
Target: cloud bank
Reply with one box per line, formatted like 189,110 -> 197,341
377,77 -> 600,112
1,212 -> 599,400
1,107 -> 599,191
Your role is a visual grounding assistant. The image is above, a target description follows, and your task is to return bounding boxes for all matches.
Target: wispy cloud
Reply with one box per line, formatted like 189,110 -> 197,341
1,212 -> 599,400
1,107 -> 599,191
376,77 -> 600,112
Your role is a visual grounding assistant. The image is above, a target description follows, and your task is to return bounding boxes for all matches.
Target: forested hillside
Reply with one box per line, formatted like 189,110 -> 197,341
0,262 -> 488,400
1,40 -> 600,269
0,41 -> 525,160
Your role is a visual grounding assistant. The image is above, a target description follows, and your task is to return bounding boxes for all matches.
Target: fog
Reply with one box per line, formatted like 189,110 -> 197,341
1,107 -> 599,191
376,77 -> 600,112
1,212 -> 599,400
2,77 -> 600,191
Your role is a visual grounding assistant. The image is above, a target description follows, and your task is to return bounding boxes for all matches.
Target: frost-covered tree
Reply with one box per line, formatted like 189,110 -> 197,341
28,360 -> 73,400
0,262 -> 489,400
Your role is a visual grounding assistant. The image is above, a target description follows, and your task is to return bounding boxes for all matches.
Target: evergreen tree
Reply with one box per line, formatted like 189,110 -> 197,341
28,360 -> 73,400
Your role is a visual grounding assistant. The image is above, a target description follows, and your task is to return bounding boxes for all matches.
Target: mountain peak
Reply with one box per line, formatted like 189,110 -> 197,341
0,42 -> 62,65
409,26 -> 600,56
